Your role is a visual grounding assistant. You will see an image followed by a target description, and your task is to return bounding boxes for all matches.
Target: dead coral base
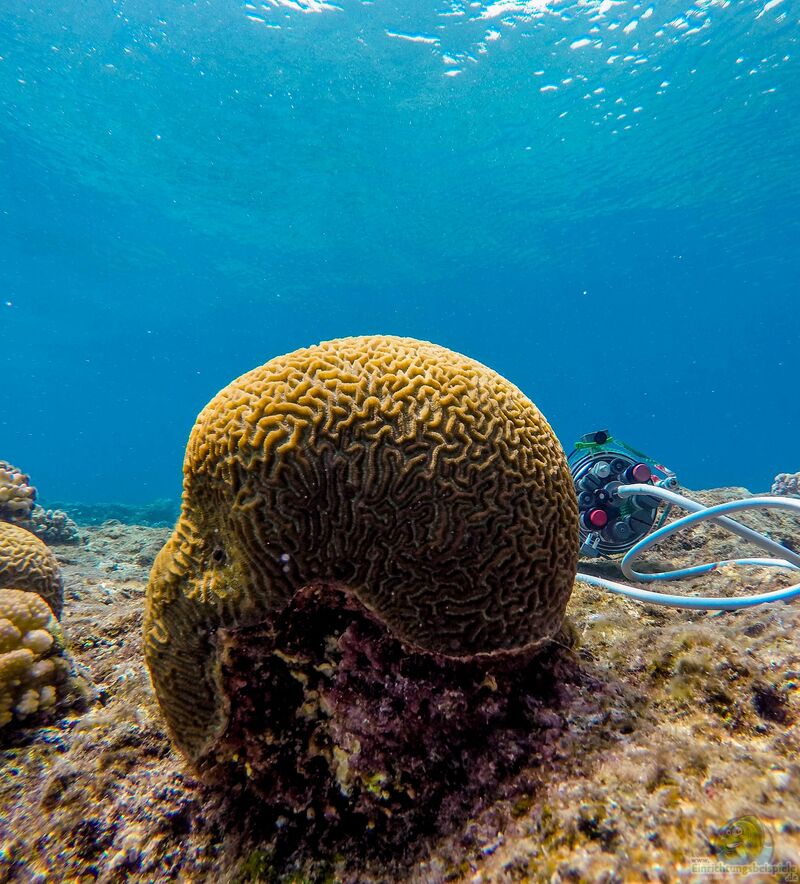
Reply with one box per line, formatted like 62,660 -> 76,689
207,583 -> 614,872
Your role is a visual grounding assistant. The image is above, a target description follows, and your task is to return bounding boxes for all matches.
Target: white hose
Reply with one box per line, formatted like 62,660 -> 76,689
575,486 -> 800,610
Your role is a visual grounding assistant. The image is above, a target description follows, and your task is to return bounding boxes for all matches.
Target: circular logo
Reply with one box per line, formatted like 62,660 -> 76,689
712,815 -> 774,868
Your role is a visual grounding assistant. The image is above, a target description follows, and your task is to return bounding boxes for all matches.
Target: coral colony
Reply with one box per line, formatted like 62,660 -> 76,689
145,336 -> 579,848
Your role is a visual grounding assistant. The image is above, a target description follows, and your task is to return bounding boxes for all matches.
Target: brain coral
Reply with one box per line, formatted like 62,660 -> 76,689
0,461 -> 36,523
0,523 -> 64,618
145,335 -> 579,760
0,589 -> 67,728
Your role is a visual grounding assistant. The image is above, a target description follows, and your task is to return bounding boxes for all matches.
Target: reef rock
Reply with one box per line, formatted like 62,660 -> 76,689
44,498 -> 180,528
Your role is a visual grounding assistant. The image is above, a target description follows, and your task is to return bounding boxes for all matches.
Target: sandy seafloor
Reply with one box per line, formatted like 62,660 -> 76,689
1,488 -> 799,883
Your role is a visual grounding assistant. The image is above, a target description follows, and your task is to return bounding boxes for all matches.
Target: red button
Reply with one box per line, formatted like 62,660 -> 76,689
588,508 -> 608,528
632,463 -> 652,483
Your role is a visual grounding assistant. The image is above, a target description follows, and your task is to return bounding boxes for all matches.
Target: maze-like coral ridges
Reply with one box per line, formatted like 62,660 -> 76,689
0,522 -> 64,618
145,335 -> 579,761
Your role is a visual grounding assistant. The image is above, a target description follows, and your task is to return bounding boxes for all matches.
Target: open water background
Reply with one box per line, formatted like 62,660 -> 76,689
1,0 -> 798,504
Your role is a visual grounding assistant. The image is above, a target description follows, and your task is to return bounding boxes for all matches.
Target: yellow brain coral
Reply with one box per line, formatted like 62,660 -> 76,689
0,522 -> 64,618
0,589 -> 65,728
145,335 -> 579,759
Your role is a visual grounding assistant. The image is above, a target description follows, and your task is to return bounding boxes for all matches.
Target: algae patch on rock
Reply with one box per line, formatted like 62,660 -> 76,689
200,582 -> 594,856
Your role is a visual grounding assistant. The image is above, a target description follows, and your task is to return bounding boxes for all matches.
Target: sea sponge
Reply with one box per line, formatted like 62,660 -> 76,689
145,335 -> 579,762
0,588 -> 68,729
0,460 -> 36,523
0,522 -> 64,618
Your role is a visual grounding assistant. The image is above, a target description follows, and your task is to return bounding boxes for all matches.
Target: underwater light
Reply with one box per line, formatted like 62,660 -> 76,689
569,430 -> 800,610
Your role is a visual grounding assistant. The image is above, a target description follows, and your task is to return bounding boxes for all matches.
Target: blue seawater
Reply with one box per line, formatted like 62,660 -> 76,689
0,0 -> 798,506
